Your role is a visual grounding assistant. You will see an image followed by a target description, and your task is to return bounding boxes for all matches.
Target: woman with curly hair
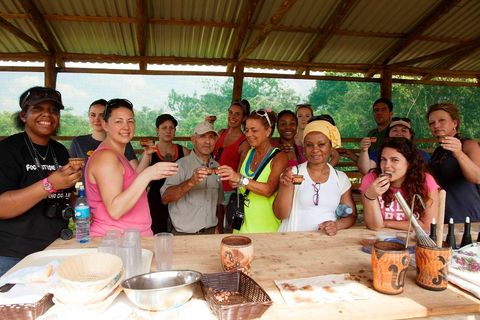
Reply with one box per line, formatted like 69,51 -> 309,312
359,137 -> 439,231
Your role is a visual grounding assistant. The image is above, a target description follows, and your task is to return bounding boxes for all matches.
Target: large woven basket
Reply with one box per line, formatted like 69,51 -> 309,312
0,293 -> 53,320
200,271 -> 272,320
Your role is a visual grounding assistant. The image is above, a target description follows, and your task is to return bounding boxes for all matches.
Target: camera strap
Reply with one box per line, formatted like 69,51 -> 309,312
237,148 -> 281,206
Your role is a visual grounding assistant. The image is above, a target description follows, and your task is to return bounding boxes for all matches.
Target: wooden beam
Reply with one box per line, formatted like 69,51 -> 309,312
364,0 -> 462,77
0,16 -> 47,53
295,0 -> 358,75
226,0 -> 260,73
380,69 -> 392,99
232,64 -> 244,100
388,37 -> 480,68
239,0 -> 298,61
432,45 -> 480,70
136,0 -> 148,70
44,55 -> 56,88
19,0 -> 61,54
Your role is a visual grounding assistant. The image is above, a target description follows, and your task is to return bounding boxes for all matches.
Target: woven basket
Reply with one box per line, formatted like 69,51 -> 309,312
201,271 -> 272,320
0,293 -> 53,320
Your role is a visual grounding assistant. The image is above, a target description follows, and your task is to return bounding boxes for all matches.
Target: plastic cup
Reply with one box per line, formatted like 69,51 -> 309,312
124,229 -> 142,268
154,233 -> 174,271
97,238 -> 117,255
117,242 -> 138,279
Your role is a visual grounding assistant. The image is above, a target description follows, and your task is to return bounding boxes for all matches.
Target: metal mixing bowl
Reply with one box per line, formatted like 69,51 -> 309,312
121,270 -> 201,311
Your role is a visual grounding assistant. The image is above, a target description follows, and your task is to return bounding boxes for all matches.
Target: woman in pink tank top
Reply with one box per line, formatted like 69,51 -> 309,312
85,99 -> 179,236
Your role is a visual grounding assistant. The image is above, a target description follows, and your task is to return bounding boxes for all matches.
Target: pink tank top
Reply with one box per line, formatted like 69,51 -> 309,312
85,146 -> 153,237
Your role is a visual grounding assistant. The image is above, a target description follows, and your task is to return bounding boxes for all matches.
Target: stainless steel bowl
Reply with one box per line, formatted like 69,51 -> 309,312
120,270 -> 201,311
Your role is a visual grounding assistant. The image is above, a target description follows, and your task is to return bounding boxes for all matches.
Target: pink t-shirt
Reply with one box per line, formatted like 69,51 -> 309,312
85,146 -> 153,237
359,172 -> 439,221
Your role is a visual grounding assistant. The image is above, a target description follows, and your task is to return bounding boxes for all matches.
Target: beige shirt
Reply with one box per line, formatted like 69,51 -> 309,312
160,152 -> 223,233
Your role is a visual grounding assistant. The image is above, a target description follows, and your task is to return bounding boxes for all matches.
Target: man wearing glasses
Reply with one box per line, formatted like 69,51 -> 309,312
161,121 -> 223,234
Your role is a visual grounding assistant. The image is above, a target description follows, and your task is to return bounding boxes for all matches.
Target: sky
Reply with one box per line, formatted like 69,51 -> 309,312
0,71 -> 315,116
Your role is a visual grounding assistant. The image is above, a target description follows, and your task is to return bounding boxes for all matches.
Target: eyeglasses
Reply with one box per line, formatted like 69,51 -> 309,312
106,98 -> 133,110
392,117 -> 411,123
213,147 -> 224,161
255,109 -> 272,128
313,183 -> 321,206
21,87 -> 62,109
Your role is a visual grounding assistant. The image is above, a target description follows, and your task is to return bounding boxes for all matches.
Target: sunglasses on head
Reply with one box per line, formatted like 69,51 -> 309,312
255,109 -> 272,128
392,117 -> 411,123
21,88 -> 62,109
106,98 -> 133,110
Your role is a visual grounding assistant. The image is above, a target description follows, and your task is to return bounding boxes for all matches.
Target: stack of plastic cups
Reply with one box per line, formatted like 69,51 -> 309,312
122,229 -> 142,278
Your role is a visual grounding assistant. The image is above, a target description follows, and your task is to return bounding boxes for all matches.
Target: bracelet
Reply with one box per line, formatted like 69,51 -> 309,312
363,193 -> 377,201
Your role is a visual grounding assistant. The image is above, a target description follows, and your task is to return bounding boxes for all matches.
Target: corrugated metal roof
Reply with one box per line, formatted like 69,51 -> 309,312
0,0 -> 478,80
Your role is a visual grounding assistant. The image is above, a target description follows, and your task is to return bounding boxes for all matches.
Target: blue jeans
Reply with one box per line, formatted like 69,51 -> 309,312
0,256 -> 21,277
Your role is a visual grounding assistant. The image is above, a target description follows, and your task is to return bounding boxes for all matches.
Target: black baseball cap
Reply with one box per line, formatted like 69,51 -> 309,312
156,114 -> 178,128
19,86 -> 64,110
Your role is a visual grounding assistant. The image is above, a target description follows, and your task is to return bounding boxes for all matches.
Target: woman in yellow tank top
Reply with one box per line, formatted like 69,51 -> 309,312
217,109 -> 288,233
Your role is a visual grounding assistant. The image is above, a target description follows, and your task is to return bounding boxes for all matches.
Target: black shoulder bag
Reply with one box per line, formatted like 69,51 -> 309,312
227,149 -> 281,230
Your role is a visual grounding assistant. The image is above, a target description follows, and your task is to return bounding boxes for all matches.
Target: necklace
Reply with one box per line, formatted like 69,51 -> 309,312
27,134 -> 50,161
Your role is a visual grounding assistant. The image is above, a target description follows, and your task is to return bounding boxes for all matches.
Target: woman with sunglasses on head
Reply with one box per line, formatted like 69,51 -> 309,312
210,100 -> 250,230
358,117 -> 430,175
85,99 -> 179,236
273,120 -> 356,235
69,99 -> 139,179
147,114 -> 190,233
217,109 -> 288,233
360,137 -> 439,231
0,87 -> 82,276
273,110 -> 306,167
427,103 -> 480,223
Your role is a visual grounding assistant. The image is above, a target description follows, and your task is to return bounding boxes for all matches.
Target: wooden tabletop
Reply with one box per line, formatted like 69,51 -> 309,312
48,227 -> 480,319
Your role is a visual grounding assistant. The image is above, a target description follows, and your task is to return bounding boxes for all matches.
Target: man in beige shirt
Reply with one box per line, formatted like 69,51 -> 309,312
161,122 -> 223,234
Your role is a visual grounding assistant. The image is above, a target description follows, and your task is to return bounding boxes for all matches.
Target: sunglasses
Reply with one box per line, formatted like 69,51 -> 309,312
391,117 -> 411,123
21,88 -> 62,109
106,98 -> 133,110
313,183 -> 321,206
255,109 -> 272,128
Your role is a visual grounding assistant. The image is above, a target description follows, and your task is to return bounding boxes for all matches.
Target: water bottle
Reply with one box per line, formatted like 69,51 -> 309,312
75,184 -> 90,243
335,204 -> 353,218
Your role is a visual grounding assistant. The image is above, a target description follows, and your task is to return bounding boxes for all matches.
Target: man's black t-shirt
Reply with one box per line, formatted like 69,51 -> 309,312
0,132 -> 72,258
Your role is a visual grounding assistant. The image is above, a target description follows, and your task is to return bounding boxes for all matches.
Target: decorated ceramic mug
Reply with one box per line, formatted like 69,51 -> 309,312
220,235 -> 253,275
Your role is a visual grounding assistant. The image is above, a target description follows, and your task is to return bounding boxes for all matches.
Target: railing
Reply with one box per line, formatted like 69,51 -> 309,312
0,135 -> 444,190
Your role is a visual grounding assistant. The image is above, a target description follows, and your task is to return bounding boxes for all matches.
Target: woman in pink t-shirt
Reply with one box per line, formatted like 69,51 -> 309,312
85,99 -> 178,236
359,137 -> 439,232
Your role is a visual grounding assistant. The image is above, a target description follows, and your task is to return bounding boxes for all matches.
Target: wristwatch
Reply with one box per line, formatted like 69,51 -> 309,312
239,175 -> 250,187
42,177 -> 57,194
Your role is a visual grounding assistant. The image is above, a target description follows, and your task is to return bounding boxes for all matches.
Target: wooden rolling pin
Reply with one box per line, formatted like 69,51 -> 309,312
436,189 -> 447,247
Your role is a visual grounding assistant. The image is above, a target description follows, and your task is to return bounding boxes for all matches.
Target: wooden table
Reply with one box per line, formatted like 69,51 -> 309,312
48,227 -> 480,319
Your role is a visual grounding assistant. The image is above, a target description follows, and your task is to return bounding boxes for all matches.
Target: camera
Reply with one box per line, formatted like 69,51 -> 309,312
231,209 -> 244,231
44,200 -> 74,240
44,201 -> 74,220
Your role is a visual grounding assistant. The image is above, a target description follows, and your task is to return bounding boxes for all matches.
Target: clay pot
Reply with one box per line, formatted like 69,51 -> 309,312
220,236 -> 253,275
415,244 -> 451,291
371,241 -> 410,295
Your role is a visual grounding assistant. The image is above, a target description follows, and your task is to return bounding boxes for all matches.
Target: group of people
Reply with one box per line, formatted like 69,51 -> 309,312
0,86 -> 479,277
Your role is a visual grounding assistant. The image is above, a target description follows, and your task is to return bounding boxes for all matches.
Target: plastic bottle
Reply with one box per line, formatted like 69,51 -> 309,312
429,217 -> 437,242
446,218 -> 457,249
75,184 -> 90,243
460,216 -> 472,248
335,204 -> 353,218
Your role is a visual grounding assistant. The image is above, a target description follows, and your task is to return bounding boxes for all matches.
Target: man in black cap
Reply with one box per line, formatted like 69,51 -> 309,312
0,86 -> 82,276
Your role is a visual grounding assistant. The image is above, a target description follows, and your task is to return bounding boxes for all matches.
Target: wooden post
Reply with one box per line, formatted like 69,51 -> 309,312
232,64 -> 244,100
44,55 -> 57,88
380,69 -> 392,99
